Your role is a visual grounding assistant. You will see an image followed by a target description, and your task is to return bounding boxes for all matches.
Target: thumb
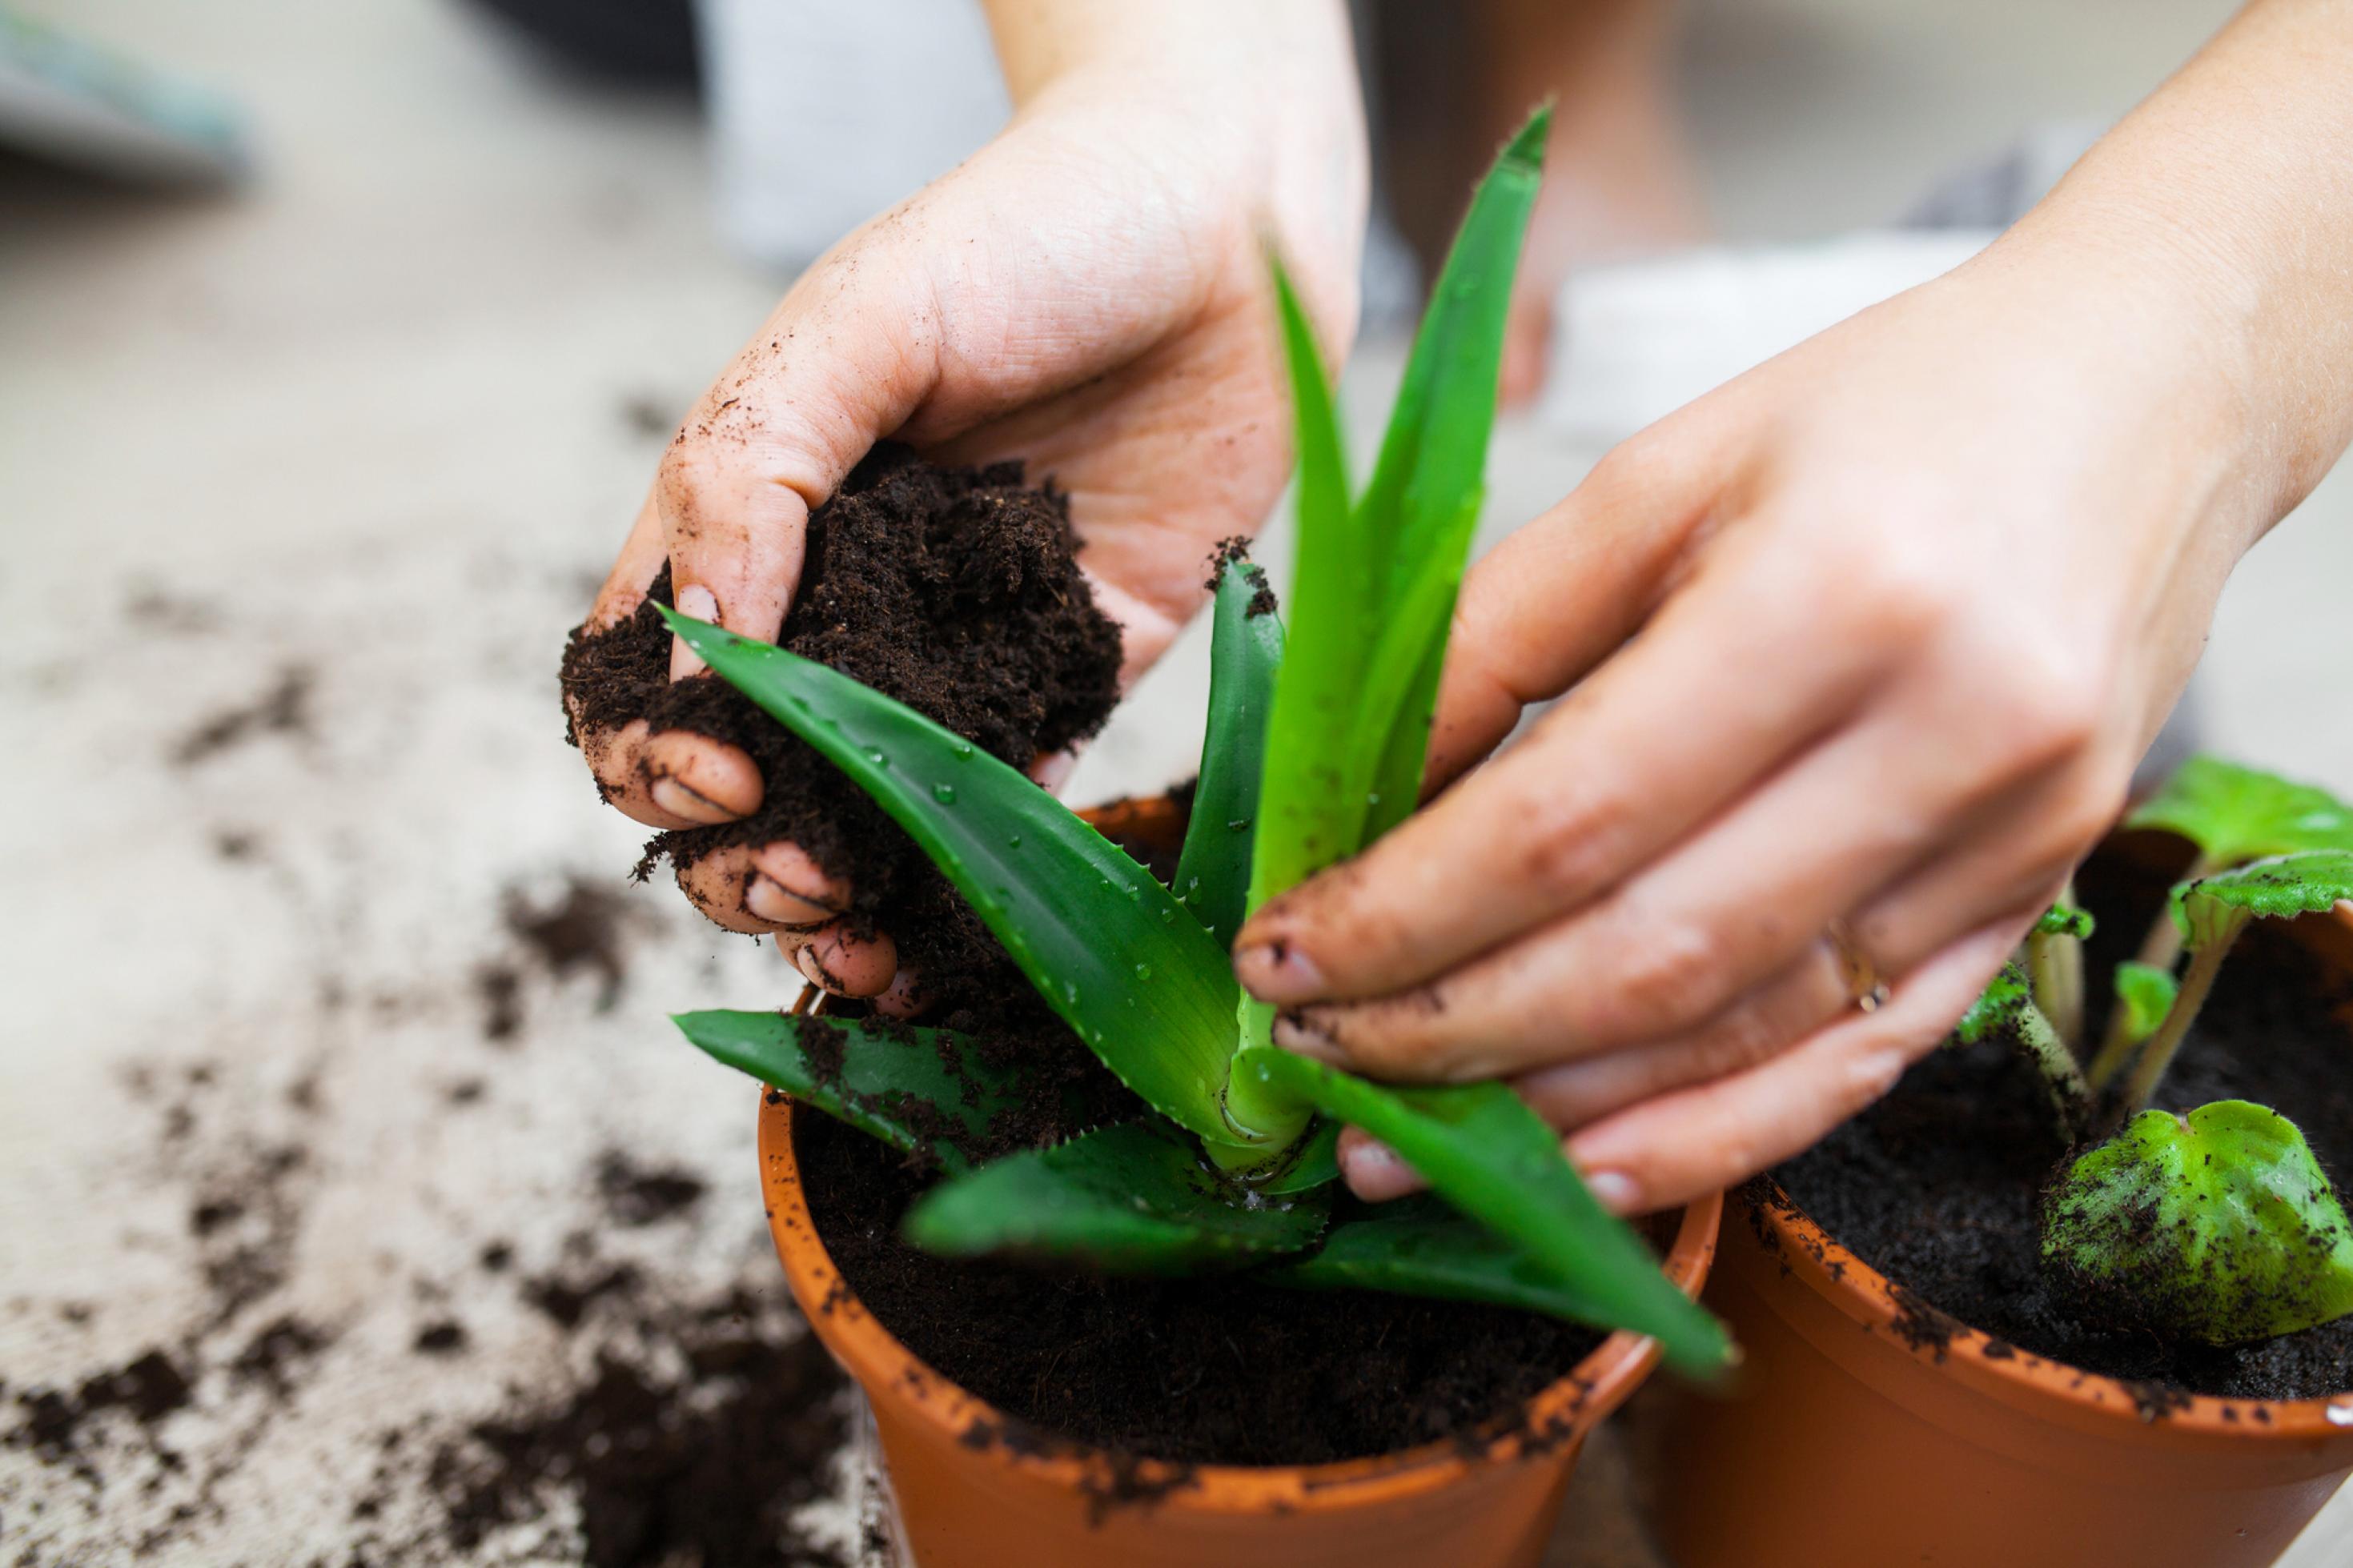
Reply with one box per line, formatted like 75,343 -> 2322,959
657,240 -> 943,677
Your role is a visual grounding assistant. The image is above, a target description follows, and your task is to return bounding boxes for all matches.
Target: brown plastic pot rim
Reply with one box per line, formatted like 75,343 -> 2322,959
760,1089 -> 1723,1515
1743,1176 -> 2353,1441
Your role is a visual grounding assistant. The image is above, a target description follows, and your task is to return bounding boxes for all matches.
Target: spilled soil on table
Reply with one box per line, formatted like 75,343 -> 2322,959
1776,836 -> 2353,1401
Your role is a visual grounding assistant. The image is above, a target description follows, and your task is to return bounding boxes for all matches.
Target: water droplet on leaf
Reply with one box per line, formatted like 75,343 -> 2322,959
931,783 -> 957,804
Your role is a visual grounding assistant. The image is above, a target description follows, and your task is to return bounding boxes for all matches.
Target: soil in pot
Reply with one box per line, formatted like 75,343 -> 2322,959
1774,840 -> 2353,1401
564,450 -> 1612,1468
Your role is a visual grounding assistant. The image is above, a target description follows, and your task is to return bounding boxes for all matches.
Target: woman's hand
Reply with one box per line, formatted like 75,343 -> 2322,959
568,2 -> 1364,1002
1234,223 -> 2294,1216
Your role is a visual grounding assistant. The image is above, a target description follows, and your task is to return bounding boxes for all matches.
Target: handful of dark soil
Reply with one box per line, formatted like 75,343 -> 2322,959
560,445 -> 1122,1024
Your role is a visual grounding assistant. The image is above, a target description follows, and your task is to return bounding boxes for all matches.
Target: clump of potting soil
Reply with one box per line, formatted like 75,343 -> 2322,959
560,443 -> 1123,1024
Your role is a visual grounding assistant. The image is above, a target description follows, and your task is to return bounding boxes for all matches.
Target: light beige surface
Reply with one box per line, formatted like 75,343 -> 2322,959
2,1 -> 2345,1563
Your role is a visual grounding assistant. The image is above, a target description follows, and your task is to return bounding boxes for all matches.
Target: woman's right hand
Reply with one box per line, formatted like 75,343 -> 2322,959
567,2 -> 1367,1006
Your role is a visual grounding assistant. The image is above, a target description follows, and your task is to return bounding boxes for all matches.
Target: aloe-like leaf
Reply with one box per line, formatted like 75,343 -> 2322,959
662,608 -> 1248,1150
902,1119 -> 1330,1274
2122,849 -> 2353,1111
1250,111 -> 1549,907
673,1009 -> 1025,1175
1263,1193 -> 1644,1328
2126,755 -> 2353,868
1252,1117 -> 1341,1197
1247,258 -> 1364,912
1173,551 -> 1284,951
1357,108 -> 1551,840
2042,1100 -> 2353,1343
1232,1047 -> 1729,1375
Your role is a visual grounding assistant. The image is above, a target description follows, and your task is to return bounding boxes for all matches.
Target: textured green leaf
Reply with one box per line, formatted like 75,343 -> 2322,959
902,1120 -> 1330,1273
1232,1048 -> 1730,1375
1263,1194 -> 1638,1326
2173,848 -> 2353,950
1173,552 -> 1284,952
2110,961 -> 2178,1053
1948,961 -> 2085,1139
2127,755 -> 2353,868
2043,1101 -> 2353,1343
2034,904 -> 2095,939
673,1009 -> 1025,1175
663,608 -> 1247,1149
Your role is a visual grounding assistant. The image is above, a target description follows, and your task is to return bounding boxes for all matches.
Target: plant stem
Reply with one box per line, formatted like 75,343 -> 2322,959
2026,892 -> 2086,1051
2087,852 -> 2218,1089
2014,999 -> 2090,1144
2120,924 -> 2240,1114
1212,1037 -> 1314,1170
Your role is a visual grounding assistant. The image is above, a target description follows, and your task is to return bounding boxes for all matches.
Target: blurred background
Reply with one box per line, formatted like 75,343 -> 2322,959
2,1 -> 2345,1563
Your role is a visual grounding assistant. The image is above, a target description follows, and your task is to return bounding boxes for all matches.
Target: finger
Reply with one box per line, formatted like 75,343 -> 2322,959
745,840 -> 852,928
871,966 -> 927,1020
1564,917 -> 2024,1216
1238,507 -> 1892,1009
574,715 -> 699,829
793,925 -> 898,999
640,727 -> 763,824
1512,944 -> 1851,1130
675,847 -> 787,935
1337,1126 -> 1420,1202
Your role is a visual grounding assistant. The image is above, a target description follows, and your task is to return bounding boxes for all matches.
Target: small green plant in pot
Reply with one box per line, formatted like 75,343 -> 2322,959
1955,761 -> 2353,1345
664,112 -> 1733,1386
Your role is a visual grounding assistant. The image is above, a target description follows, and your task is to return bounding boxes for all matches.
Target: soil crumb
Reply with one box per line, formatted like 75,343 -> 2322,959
174,665 -> 315,766
595,1149 -> 708,1226
476,874 -> 641,1041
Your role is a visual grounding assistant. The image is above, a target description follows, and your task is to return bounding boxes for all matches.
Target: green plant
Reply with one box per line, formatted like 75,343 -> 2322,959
1950,757 -> 2353,1346
664,112 -> 1733,1380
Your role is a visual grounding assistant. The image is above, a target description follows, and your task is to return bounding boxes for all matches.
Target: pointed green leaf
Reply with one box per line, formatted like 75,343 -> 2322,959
1251,110 -> 1550,905
1263,1194 -> 1636,1325
673,1009 -> 1025,1175
2043,1101 -> 2353,1343
2174,848 -> 2353,950
663,608 -> 1247,1150
2110,961 -> 2178,1053
1248,257 -> 1365,910
1356,109 -> 1549,839
903,1120 -> 1330,1273
1232,1047 -> 1730,1375
2127,755 -> 2353,868
1173,552 -> 1284,950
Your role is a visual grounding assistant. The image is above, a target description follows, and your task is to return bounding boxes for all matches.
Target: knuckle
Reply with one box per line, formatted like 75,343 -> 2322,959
1517,785 -> 1633,902
1823,531 -> 1961,648
1587,915 -> 1729,1041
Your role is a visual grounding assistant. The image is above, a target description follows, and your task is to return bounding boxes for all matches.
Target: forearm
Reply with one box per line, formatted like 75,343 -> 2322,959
1998,0 -> 2353,537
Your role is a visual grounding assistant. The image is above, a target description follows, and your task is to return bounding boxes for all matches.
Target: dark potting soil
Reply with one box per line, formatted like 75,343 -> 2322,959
793,816 -> 1606,1470
797,1111 -> 1606,1468
1775,840 -> 2353,1402
560,443 -> 1123,1026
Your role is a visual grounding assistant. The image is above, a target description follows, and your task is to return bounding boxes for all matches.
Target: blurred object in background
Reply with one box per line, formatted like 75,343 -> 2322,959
467,0 -> 700,87
697,0 -> 1007,272
0,6 -> 245,185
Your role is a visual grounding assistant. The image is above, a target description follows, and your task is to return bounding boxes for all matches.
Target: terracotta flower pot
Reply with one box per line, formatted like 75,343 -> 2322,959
1643,888 -> 2353,1568
756,798 -> 1724,1567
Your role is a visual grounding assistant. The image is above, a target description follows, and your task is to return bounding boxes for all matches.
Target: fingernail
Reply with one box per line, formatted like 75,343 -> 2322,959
746,872 -> 841,928
648,772 -> 737,825
793,941 -> 834,991
1271,1009 -> 1345,1062
1343,1137 -> 1418,1201
1234,940 -> 1325,1004
1586,1169 -> 1640,1216
670,583 -> 719,677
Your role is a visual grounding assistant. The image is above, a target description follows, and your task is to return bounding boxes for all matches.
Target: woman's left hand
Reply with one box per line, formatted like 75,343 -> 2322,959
1232,227 -> 2283,1217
